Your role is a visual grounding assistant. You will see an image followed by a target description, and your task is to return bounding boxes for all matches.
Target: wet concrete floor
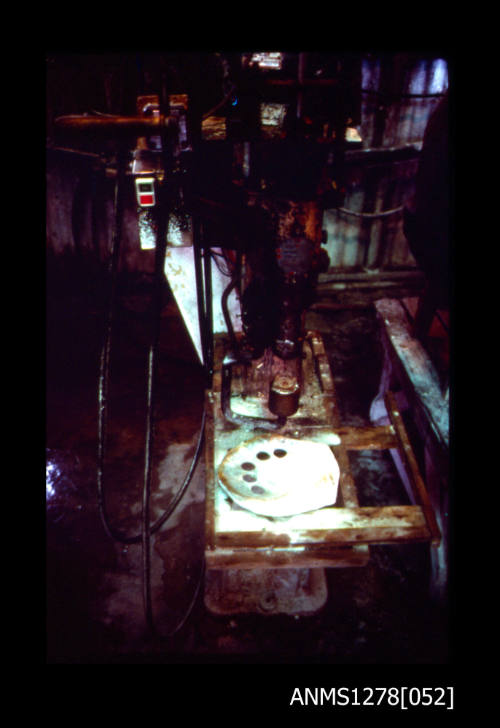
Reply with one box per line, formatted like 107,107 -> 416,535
46,265 -> 449,665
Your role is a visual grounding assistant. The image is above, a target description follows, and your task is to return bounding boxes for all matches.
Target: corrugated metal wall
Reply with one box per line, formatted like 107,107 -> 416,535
360,55 -> 448,148
323,53 -> 448,272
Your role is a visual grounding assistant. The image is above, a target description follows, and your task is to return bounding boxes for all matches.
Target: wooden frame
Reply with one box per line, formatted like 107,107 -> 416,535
205,331 -> 440,570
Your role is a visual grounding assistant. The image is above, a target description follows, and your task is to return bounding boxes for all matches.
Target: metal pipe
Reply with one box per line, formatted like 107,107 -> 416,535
297,52 -> 306,119
55,114 -> 178,136
336,205 -> 404,219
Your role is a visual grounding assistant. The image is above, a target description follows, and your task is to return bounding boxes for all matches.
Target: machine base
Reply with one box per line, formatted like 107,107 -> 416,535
204,567 -> 327,616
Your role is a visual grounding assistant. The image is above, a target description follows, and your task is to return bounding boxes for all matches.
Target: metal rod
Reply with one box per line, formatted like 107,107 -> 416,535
203,239 -> 214,387
336,205 -> 404,219
142,344 -> 156,633
193,217 -> 209,376
55,114 -> 177,136
384,390 -> 441,546
90,167 -> 101,260
296,52 -> 306,119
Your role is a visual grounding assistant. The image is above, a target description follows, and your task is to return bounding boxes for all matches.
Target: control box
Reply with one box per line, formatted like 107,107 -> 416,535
135,177 -> 156,207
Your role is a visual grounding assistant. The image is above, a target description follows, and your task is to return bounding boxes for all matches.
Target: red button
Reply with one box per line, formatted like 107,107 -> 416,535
139,194 -> 154,206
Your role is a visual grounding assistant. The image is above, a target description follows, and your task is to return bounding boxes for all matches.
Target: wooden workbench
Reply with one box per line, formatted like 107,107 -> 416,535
204,330 -> 440,572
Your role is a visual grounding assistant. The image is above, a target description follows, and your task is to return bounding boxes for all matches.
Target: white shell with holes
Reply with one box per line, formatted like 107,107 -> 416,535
217,435 -> 340,517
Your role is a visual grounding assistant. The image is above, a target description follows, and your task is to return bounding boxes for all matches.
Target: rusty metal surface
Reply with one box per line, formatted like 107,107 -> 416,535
55,113 -> 178,137
205,544 -> 369,570
385,391 -> 441,546
213,505 -> 429,548
335,424 -> 396,450
269,373 -> 300,416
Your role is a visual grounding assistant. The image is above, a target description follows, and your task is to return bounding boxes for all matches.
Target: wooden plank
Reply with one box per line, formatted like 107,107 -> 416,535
335,425 -> 397,450
307,332 -> 336,395
375,298 -> 449,449
332,446 -> 359,508
303,334 -> 362,509
205,545 -> 370,570
214,505 -> 430,548
384,390 -> 441,546
262,424 -> 396,450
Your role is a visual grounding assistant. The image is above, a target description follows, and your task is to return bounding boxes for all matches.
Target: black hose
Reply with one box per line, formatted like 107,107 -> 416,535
203,241 -> 214,386
96,93 -> 207,637
97,147 -> 127,542
336,205 -> 404,219
96,153 -> 206,548
142,344 -> 155,630
141,151 -> 171,631
164,559 -> 206,638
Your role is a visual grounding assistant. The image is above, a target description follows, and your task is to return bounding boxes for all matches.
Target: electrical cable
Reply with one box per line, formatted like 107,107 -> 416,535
94,88 -> 207,637
140,113 -> 174,631
202,83 -> 237,120
96,60 -> 242,633
97,148 -> 127,543
161,559 -> 206,639
96,151 -> 206,546
211,250 -> 233,277
336,205 -> 404,219
141,94 -> 209,631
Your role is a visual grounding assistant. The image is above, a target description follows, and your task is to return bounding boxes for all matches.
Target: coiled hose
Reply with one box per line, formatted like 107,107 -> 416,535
96,147 -> 206,636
